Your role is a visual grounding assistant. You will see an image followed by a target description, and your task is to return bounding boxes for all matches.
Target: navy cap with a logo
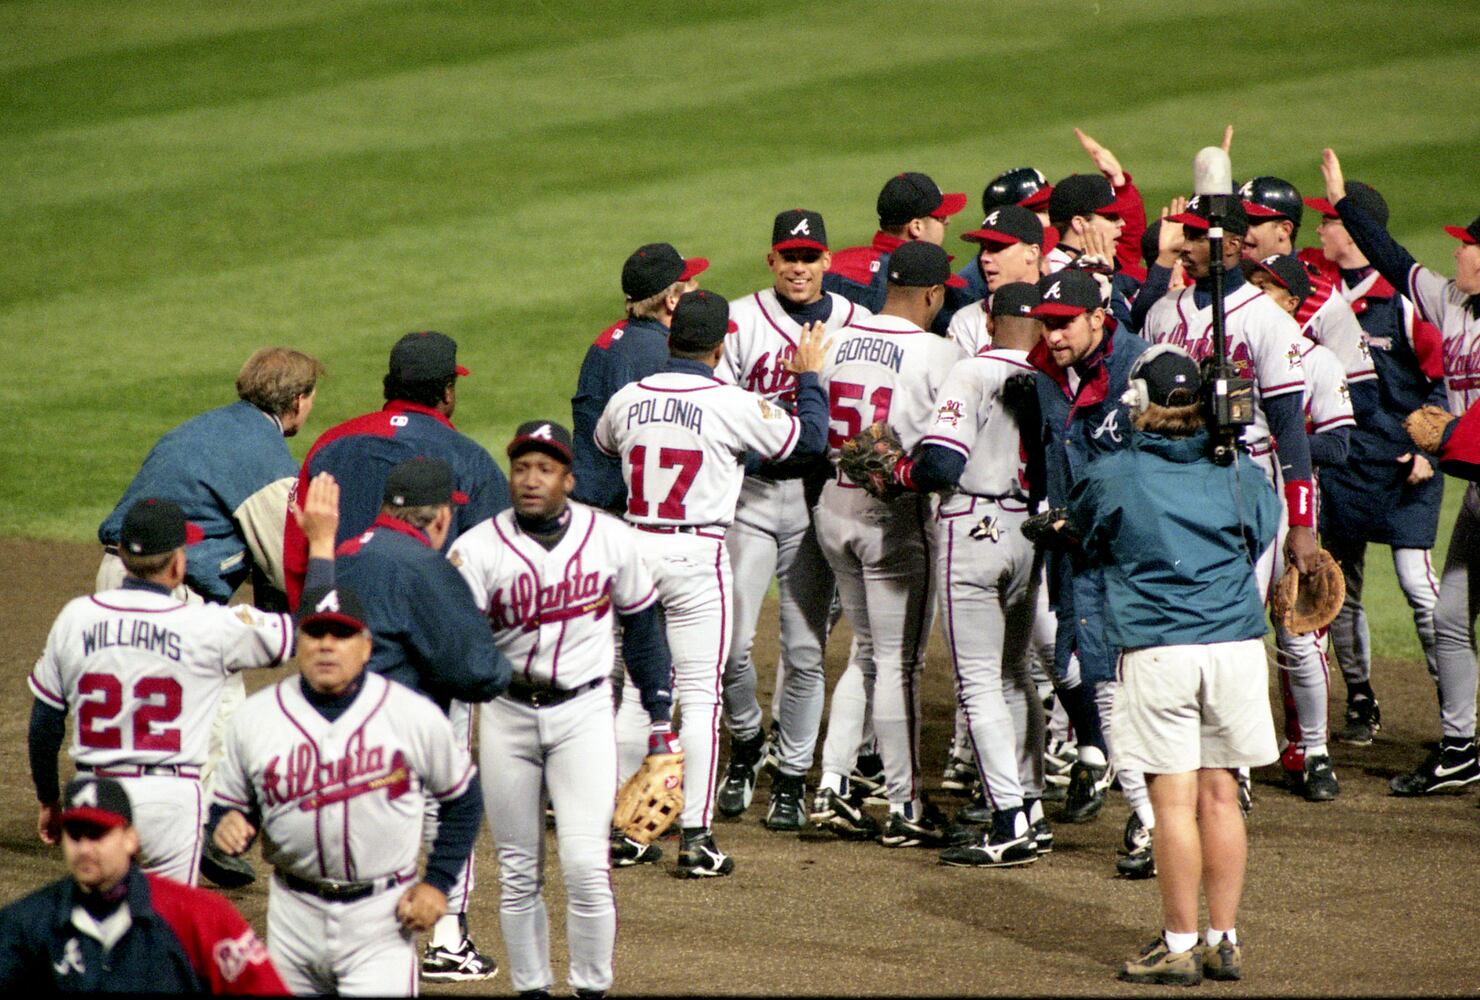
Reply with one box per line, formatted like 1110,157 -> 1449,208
1168,195 -> 1251,237
877,172 -> 968,227
508,420 -> 574,465
989,282 -> 1041,318
772,209 -> 828,252
61,776 -> 133,830
960,204 -> 1044,248
1245,254 -> 1313,305
389,331 -> 469,382
1032,269 -> 1104,318
621,243 -> 709,301
383,457 -> 466,508
297,585 -> 369,633
1048,173 -> 1121,222
668,290 -> 737,352
1137,346 -> 1203,408
120,498 -> 204,556
886,241 -> 968,289
1304,181 -> 1389,229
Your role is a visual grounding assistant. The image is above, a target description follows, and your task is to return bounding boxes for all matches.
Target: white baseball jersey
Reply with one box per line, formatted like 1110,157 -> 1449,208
718,289 -> 866,404
1142,282 -> 1308,454
595,370 -> 803,526
1404,263 -> 1480,413
919,347 -> 1036,514
449,503 -> 659,689
1044,245 -> 1077,274
946,300 -> 989,359
1300,279 -> 1377,384
820,313 -> 963,455
1301,342 -> 1356,433
29,588 -> 290,768
213,671 -> 475,882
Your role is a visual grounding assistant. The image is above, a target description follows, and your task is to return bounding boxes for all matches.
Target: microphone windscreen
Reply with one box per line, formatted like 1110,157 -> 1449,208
1193,147 -> 1232,196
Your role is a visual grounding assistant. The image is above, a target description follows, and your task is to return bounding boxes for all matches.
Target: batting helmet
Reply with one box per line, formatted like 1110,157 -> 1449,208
1238,176 -> 1303,230
983,167 -> 1049,216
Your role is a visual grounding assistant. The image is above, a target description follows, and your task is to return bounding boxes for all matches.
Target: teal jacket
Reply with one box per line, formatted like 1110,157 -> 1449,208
1067,429 -> 1278,650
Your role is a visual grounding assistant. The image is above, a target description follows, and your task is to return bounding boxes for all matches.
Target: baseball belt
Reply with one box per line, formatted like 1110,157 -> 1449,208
503,676 -> 605,709
77,763 -> 202,779
275,868 -> 416,904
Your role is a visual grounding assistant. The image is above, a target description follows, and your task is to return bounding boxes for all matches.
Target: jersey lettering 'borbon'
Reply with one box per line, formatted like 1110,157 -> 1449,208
595,372 -> 803,527
919,347 -> 1036,511
449,504 -> 658,689
718,289 -> 865,406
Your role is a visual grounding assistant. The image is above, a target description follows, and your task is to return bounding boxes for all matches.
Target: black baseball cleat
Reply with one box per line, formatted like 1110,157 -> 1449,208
878,802 -> 974,849
1337,695 -> 1382,746
765,773 -> 807,832
610,832 -> 662,868
809,787 -> 879,839
955,785 -> 992,826
676,829 -> 734,878
1390,739 -> 1480,796
716,730 -> 766,817
1116,812 -> 1156,879
1026,798 -> 1053,856
1059,760 -> 1110,824
421,934 -> 499,982
939,809 -> 1037,868
1302,754 -> 1339,802
851,752 -> 888,806
199,841 -> 257,889
941,753 -> 976,795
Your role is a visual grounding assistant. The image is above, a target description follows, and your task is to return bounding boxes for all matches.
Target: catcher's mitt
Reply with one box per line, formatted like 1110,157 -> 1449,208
612,751 -> 684,845
1021,507 -> 1075,550
1404,405 -> 1456,454
1272,548 -> 1346,634
838,421 -> 906,499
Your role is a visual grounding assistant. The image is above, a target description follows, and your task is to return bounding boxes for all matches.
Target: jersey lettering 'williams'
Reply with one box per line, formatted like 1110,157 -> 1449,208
624,397 -> 704,433
836,336 -> 905,372
80,620 -> 182,661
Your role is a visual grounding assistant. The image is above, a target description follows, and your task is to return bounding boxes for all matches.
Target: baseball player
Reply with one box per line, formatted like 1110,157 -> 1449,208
282,330 -> 511,609
951,167 -> 1053,301
811,241 -> 971,847
595,289 -> 831,875
0,776 -> 287,993
1319,147 -> 1480,794
332,456 -> 513,981
892,281 -> 1049,866
28,492 -> 336,886
823,171 -> 967,330
712,209 -> 865,831
1301,189 -> 1448,746
449,421 -> 673,994
1043,129 -> 1148,282
947,204 -> 1046,359
208,584 -> 482,997
95,346 -> 323,888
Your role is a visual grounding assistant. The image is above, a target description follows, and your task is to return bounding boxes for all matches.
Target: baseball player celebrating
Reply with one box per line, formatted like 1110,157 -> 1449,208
208,583 -> 482,997
713,209 -> 866,831
951,167 -> 1053,300
947,204 -> 1047,359
449,421 -> 673,994
811,241 -> 970,847
595,290 -> 831,875
27,493 -> 336,885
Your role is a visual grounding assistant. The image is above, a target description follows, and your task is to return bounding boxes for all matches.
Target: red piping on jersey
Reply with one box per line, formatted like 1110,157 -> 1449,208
87,596 -> 187,614
433,759 -> 476,801
847,321 -> 924,336
772,415 -> 800,460
632,378 -> 725,393
615,584 -> 659,615
753,293 -> 800,349
1311,415 -> 1356,431
550,513 -> 599,686
341,680 -> 392,880
29,676 -> 64,708
976,350 -> 1038,372
492,516 -> 544,683
919,433 -> 972,458
275,681 -> 328,879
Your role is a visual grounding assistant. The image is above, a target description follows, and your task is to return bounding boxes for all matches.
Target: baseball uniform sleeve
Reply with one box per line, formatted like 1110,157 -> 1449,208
449,527 -> 496,613
593,398 -> 621,458
1252,319 -> 1308,400
404,697 -> 477,803
210,706 -> 259,817
234,476 -> 295,594
27,615 -> 68,711
1309,295 -> 1377,383
729,386 -> 806,461
918,360 -> 982,460
213,606 -> 293,674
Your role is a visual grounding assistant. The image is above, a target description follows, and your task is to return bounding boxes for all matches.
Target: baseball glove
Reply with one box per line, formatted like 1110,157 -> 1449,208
1272,548 -> 1346,634
1021,507 -> 1076,550
1404,405 -> 1456,454
838,421 -> 906,499
612,751 -> 684,845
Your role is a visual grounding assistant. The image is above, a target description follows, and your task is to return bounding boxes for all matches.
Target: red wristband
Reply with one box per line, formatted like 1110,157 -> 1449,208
1284,480 -> 1315,528
894,457 -> 918,492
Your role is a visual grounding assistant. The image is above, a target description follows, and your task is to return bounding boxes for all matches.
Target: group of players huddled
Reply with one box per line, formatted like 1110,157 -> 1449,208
8,125 -> 1480,994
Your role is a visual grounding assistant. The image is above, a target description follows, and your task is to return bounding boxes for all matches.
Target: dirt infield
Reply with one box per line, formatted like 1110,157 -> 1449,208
3,537 -> 1477,995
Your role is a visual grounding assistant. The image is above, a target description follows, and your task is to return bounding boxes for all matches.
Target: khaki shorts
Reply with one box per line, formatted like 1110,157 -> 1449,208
1110,638 -> 1278,774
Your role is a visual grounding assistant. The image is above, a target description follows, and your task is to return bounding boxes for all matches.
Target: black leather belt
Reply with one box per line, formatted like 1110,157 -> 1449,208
276,869 -> 413,903
503,677 -> 604,708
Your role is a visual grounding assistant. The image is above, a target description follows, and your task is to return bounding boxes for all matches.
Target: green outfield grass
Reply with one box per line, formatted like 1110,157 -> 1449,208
3,0 -> 1478,660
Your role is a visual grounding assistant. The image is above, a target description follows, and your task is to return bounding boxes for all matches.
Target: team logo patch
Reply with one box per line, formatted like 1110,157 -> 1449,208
757,398 -> 778,420
1286,346 -> 1305,370
936,399 -> 965,428
790,218 -> 811,236
448,550 -> 464,568
1338,382 -> 1351,405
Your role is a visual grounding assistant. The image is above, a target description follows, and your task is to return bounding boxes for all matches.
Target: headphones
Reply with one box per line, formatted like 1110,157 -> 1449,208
1121,343 -> 1200,415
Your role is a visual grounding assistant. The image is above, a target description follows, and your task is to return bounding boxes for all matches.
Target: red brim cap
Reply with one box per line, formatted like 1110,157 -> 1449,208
455,364 -> 471,377
1303,197 -> 1339,219
1242,200 -> 1287,219
1020,186 -> 1052,210
930,192 -> 969,220
1444,225 -> 1478,245
1249,259 -> 1291,291
1042,225 -> 1060,256
60,807 -> 129,830
451,490 -> 469,506
1031,303 -> 1089,318
772,238 -> 828,252
506,437 -> 573,463
1166,211 -> 1212,232
184,523 -> 204,546
959,228 -> 1022,247
301,610 -> 368,632
945,273 -> 968,289
678,257 -> 709,281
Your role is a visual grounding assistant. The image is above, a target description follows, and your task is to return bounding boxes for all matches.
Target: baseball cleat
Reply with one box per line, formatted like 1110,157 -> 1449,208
939,809 -> 1036,868
1116,812 -> 1156,879
199,841 -> 257,889
1118,936 -> 1202,986
851,752 -> 888,806
1044,738 -> 1077,787
610,833 -> 662,867
1059,760 -> 1110,824
1337,695 -> 1382,746
421,937 -> 499,982
810,787 -> 879,839
1203,939 -> 1242,982
955,785 -> 992,826
1389,739 -> 1480,796
1280,742 -> 1306,794
1026,798 -> 1053,856
676,830 -> 734,878
878,803 -> 973,849
1302,754 -> 1339,802
941,753 -> 977,794
764,773 -> 807,832
716,730 -> 767,817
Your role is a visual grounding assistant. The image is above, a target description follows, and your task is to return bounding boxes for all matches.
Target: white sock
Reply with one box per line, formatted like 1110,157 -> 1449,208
1305,743 -> 1328,759
820,771 -> 844,795
1164,930 -> 1199,954
1078,745 -> 1107,769
431,913 -> 462,949
1135,800 -> 1156,829
1205,928 -> 1224,947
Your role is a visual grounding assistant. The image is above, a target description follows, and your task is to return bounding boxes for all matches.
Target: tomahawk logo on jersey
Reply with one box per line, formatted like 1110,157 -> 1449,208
718,291 -> 866,405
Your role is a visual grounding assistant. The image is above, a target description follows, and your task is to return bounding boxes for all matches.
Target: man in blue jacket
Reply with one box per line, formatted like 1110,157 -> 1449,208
1069,345 -> 1279,986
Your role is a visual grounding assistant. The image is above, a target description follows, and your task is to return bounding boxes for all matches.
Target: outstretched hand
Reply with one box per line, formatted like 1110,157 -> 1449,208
293,472 -> 340,558
1321,148 -> 1346,207
784,321 -> 834,376
1074,127 -> 1125,188
1157,197 -> 1188,267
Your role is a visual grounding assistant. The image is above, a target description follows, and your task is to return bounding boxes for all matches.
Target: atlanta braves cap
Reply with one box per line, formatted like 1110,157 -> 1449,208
1303,181 -> 1389,228
622,242 -> 709,301
508,420 -> 574,465
383,456 -> 466,507
877,172 -> 968,227
669,290 -> 737,352
990,282 -> 1041,318
961,204 -> 1044,247
886,241 -> 968,289
772,209 -> 828,252
61,776 -> 133,831
1032,269 -> 1103,317
1444,214 -> 1480,245
1167,195 -> 1251,236
120,498 -> 204,556
1048,173 -> 1120,222
1245,254 -> 1313,305
389,331 -> 469,382
297,585 -> 369,634
1137,346 -> 1202,407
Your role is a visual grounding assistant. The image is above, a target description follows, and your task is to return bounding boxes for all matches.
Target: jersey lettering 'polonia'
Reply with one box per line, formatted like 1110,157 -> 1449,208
450,504 -> 658,689
1142,283 -> 1307,453
920,348 -> 1035,512
595,372 -> 803,527
30,591 -> 290,768
820,315 -> 962,456
1301,342 -> 1356,432
1406,263 -> 1480,412
719,289 -> 865,405
213,672 -> 473,883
